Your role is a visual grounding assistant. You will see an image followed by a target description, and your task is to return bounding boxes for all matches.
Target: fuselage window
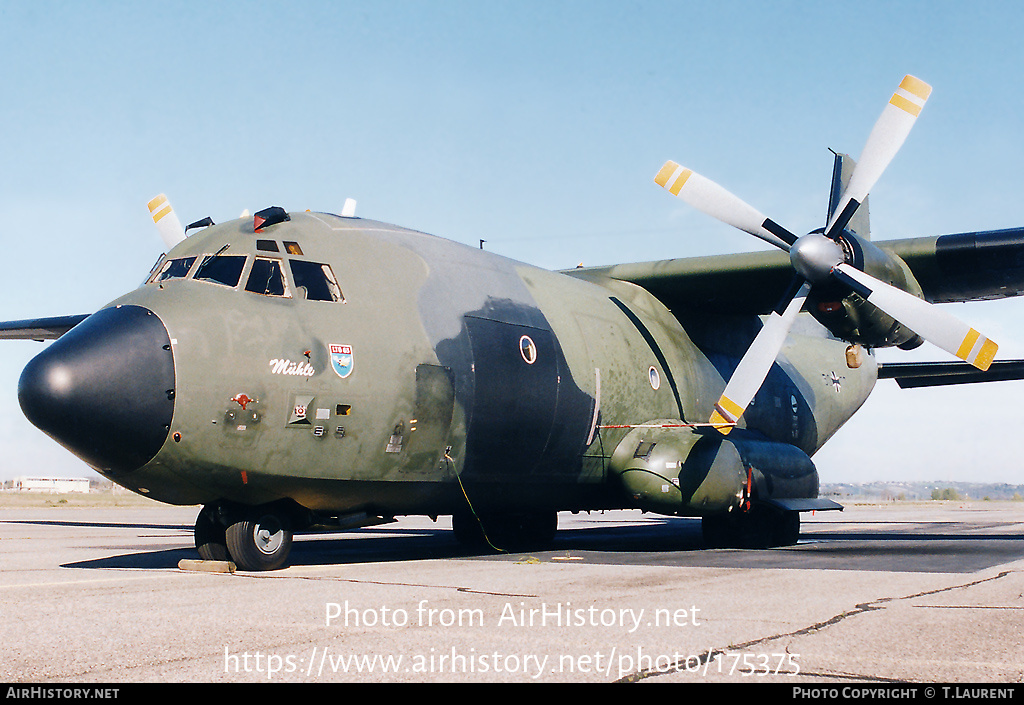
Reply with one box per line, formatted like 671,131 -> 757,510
245,257 -> 289,297
193,254 -> 247,288
151,256 -> 197,283
290,260 -> 344,302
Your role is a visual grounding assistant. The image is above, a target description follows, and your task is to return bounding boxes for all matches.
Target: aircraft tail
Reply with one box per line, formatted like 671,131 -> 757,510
827,152 -> 871,240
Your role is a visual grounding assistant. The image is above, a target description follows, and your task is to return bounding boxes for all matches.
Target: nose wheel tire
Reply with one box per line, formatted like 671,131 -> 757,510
225,511 -> 293,571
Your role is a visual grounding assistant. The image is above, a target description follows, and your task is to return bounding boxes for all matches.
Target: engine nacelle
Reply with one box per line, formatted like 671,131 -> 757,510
808,232 -> 927,349
609,421 -> 819,516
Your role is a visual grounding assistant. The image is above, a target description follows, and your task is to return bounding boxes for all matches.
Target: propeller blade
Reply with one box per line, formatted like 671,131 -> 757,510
825,75 -> 932,238
833,263 -> 997,370
655,161 -> 798,250
710,280 -> 812,433
147,194 -> 185,249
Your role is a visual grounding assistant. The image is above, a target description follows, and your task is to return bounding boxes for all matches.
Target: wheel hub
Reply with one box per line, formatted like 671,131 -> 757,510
253,517 -> 285,555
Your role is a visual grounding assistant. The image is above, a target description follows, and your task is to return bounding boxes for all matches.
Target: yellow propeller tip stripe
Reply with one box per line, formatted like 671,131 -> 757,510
955,328 -> 998,371
147,195 -> 168,213
654,161 -> 679,187
714,395 -> 745,420
900,75 -> 932,100
709,418 -> 734,435
956,328 -> 982,360
668,168 -> 692,196
151,205 -> 172,223
974,339 -> 998,371
889,93 -> 923,117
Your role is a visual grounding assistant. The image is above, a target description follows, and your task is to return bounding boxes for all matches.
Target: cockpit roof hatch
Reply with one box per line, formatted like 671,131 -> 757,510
254,206 -> 290,231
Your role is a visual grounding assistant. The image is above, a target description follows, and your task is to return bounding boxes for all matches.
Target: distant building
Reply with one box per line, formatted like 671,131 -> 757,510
10,476 -> 91,493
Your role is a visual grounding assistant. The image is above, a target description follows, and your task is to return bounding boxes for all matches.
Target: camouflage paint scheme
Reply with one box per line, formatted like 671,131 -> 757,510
92,209 -> 864,506
7,156 -> 1024,568
39,211 -> 875,515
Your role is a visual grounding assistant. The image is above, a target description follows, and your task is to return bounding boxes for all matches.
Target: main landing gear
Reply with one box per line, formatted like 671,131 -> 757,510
451,509 -> 558,552
701,505 -> 801,549
194,502 -> 295,571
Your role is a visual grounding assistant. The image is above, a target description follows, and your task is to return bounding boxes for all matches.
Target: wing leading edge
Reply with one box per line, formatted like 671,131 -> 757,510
882,227 -> 1024,304
570,227 -> 1024,315
0,314 -> 90,341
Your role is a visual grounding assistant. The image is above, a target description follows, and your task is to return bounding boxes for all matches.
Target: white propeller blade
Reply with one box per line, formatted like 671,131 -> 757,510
834,263 -> 997,370
709,282 -> 812,433
655,73 -> 996,440
655,161 -> 797,251
147,194 -> 185,249
826,75 -> 932,238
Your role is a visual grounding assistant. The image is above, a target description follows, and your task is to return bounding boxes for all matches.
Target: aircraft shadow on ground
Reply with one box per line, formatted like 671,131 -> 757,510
64,547 -> 197,571
59,520 -> 702,571
56,518 -> 1023,573
5,518 -> 194,531
288,517 -> 706,567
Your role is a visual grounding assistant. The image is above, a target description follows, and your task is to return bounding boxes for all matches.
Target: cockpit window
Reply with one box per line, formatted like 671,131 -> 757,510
290,260 -> 344,302
245,257 -> 289,297
193,254 -> 247,288
150,256 -> 197,283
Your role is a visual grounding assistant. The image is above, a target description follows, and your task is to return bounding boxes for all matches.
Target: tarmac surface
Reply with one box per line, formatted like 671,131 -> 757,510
1,499 -> 1023,684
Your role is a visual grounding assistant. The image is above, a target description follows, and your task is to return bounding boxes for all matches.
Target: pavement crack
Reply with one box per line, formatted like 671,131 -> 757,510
616,570 -> 1015,683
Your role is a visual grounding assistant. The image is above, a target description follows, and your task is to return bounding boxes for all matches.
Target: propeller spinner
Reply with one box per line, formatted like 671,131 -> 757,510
656,75 -> 997,434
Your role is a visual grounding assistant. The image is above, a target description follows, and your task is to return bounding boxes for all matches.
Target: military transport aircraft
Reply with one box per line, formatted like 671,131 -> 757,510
3,75 -> 1024,570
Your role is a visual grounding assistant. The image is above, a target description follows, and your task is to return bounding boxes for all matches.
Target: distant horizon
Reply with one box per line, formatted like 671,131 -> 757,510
4,473 -> 1022,493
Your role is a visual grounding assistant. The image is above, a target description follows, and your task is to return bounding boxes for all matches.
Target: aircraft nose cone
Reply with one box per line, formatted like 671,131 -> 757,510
18,305 -> 175,475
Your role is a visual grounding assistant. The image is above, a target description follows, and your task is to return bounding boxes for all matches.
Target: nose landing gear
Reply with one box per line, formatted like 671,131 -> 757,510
225,512 -> 293,571
193,502 -> 295,571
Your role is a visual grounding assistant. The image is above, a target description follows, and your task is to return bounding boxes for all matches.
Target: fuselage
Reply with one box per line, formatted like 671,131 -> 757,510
18,211 -> 877,519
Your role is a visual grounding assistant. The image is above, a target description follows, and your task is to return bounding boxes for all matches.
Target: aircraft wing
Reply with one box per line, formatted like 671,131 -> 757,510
877,360 -> 1024,388
0,314 -> 90,341
880,227 -> 1024,304
570,227 -> 1024,314
570,249 -> 794,315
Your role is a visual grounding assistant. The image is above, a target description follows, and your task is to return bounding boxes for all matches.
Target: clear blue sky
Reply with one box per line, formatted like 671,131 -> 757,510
1,0 -> 1023,483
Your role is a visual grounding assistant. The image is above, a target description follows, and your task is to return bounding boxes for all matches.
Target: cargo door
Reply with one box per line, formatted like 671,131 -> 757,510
463,316 -> 559,477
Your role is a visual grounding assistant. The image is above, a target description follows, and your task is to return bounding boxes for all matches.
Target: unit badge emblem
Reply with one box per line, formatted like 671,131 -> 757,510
329,344 -> 354,378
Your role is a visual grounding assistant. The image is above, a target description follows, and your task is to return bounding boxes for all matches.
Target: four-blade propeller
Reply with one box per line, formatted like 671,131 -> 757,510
656,75 -> 997,434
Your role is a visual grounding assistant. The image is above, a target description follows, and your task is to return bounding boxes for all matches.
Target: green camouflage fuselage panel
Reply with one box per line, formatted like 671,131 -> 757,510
86,212 -> 874,516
